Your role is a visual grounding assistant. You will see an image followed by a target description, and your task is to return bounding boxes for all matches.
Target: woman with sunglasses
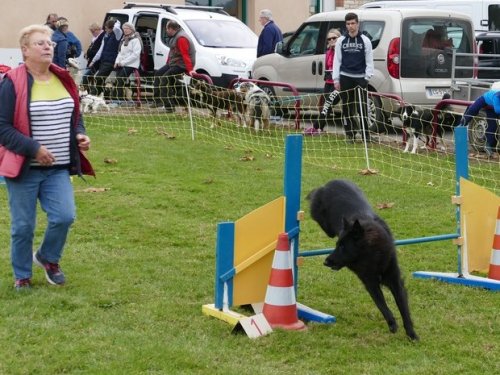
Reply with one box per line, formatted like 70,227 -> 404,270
305,28 -> 342,134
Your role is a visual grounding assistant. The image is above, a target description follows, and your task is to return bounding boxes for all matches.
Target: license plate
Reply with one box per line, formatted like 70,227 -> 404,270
427,87 -> 451,98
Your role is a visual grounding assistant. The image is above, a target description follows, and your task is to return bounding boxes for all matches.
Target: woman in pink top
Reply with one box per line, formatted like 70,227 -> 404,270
305,28 -> 341,134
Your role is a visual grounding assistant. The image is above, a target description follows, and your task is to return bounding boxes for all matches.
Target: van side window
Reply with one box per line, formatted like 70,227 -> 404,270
401,19 -> 473,79
288,22 -> 321,57
360,21 -> 384,49
489,5 -> 500,31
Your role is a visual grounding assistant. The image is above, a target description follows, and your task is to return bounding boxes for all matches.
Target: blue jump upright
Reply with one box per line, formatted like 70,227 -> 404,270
284,134 -> 336,323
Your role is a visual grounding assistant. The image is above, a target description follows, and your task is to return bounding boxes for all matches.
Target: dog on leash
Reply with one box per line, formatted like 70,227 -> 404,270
307,179 -> 418,341
79,91 -> 110,114
398,93 -> 457,153
236,82 -> 271,131
190,80 -> 246,126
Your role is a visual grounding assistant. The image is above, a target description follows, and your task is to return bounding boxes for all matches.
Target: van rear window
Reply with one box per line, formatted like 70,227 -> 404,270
400,18 -> 474,78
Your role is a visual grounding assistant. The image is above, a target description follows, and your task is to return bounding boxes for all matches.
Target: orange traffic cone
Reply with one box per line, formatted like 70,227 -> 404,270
488,206 -> 500,280
262,233 -> 306,331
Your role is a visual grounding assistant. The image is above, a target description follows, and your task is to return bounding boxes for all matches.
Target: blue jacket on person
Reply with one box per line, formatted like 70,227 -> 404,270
66,31 -> 82,58
482,89 -> 500,114
257,21 -> 283,58
52,29 -> 68,68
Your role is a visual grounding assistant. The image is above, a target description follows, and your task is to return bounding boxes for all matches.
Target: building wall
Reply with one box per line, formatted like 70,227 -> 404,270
0,0 -> 367,66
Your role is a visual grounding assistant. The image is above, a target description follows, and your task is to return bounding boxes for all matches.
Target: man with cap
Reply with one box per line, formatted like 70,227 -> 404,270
257,9 -> 283,58
460,82 -> 500,157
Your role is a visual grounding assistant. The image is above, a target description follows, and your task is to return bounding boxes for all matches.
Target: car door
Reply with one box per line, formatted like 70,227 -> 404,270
277,22 -> 324,99
154,16 -> 173,70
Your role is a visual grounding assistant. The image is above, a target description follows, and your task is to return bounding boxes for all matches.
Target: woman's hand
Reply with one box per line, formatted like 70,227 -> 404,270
35,145 -> 56,166
76,134 -> 91,151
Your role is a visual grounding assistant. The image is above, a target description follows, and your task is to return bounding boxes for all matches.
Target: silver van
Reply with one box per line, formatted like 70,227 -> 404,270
251,9 -> 475,129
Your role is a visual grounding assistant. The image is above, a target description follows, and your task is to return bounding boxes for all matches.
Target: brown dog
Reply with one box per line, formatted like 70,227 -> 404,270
190,80 -> 246,126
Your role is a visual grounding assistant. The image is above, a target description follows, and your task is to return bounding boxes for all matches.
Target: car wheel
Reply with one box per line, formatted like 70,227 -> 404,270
468,115 -> 489,152
260,84 -> 286,117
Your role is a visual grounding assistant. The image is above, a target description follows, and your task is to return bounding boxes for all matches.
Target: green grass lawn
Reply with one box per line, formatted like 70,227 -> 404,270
0,120 -> 498,374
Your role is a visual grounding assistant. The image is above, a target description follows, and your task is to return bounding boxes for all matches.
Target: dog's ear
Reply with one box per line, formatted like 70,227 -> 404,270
350,219 -> 365,238
305,189 -> 315,201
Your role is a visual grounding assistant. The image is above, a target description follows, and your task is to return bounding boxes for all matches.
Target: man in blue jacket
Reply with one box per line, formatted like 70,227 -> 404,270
460,82 -> 500,157
257,9 -> 283,58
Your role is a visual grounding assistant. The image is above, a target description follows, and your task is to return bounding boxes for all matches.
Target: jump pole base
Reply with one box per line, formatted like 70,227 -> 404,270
296,302 -> 336,323
202,304 -> 248,327
413,271 -> 500,291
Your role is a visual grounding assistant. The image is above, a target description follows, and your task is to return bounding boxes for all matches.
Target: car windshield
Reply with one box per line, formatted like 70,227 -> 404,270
185,19 -> 257,48
400,18 -> 474,78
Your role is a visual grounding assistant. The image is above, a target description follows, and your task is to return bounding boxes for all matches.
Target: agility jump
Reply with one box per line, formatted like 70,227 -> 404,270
202,135 -> 335,326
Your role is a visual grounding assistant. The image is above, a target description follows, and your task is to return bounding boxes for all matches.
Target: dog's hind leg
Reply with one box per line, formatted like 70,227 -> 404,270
362,279 -> 398,334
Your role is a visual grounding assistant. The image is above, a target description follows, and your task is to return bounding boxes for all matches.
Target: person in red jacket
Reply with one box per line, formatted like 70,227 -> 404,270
0,24 -> 94,290
152,20 -> 196,111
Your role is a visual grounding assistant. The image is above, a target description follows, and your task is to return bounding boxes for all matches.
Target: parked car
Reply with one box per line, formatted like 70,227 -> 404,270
476,31 -> 500,79
252,8 -> 475,132
105,2 -> 258,87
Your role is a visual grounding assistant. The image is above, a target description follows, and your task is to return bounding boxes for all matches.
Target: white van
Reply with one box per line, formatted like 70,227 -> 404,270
251,8 -> 475,129
360,0 -> 500,33
106,3 -> 257,87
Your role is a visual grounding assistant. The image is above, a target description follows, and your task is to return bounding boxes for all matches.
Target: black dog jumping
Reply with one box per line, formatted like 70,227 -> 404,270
307,179 -> 418,340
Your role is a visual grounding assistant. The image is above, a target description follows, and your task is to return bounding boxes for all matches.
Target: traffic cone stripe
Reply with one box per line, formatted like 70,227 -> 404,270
489,264 -> 500,278
493,234 -> 500,250
488,207 -> 500,281
268,269 -> 294,287
264,285 -> 297,306
491,250 -> 500,265
271,250 -> 292,270
263,304 -> 300,325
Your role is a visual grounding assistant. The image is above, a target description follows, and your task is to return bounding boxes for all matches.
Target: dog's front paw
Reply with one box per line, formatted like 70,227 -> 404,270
388,320 -> 398,333
406,330 -> 419,341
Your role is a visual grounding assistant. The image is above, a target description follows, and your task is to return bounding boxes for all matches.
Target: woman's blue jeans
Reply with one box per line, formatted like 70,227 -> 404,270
5,168 -> 75,280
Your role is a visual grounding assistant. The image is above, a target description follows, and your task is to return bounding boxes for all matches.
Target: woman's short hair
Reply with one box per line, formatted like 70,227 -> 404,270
19,24 -> 53,48
122,22 -> 136,33
89,22 -> 102,32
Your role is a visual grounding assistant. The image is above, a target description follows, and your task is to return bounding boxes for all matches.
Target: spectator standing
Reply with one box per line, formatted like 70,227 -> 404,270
85,23 -> 105,67
306,28 -> 342,134
52,19 -> 69,68
153,20 -> 195,111
81,23 -> 105,92
256,9 -> 283,58
45,13 -> 58,31
86,19 -> 122,96
0,24 -> 94,289
112,22 -> 142,101
459,82 -> 500,157
332,12 -> 374,142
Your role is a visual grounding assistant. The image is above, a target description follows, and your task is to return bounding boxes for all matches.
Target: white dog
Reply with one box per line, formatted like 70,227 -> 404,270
236,82 -> 271,131
79,91 -> 110,114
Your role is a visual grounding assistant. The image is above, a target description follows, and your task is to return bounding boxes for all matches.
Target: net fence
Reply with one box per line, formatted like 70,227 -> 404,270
80,75 -> 500,195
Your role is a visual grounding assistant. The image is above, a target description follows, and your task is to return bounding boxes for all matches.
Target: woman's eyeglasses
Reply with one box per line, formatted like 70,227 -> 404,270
32,40 -> 57,48
327,37 -> 338,41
